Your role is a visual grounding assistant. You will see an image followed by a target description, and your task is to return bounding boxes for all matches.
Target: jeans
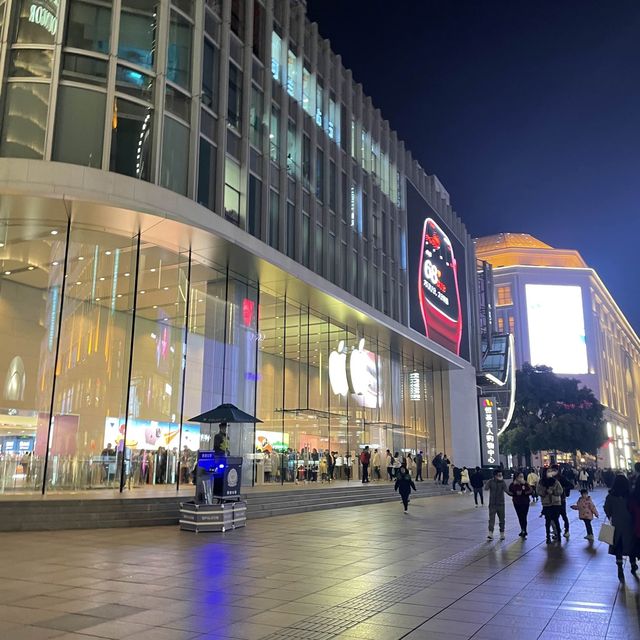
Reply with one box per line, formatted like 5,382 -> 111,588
514,503 -> 530,533
583,519 -> 594,537
544,505 -> 561,539
560,502 -> 570,532
362,463 -> 369,483
474,488 -> 484,505
416,465 -> 423,481
452,479 -> 460,491
488,504 -> 505,532
400,492 -> 410,511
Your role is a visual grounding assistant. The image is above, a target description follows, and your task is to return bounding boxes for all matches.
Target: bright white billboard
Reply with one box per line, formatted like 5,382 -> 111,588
525,284 -> 588,374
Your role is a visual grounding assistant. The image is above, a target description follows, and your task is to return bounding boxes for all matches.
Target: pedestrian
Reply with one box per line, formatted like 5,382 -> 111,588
393,452 -> 402,478
604,474 -> 637,582
537,467 -> 564,544
557,466 -> 572,538
570,488 -> 599,540
527,468 -> 540,502
627,475 -> 640,565
441,455 -> 450,486
485,469 -> 511,540
470,466 -> 484,507
452,465 -> 462,492
460,466 -> 471,493
433,452 -> 443,483
372,448 -> 381,481
629,461 -> 640,491
360,446 -> 371,484
386,450 -> 394,481
578,468 -> 589,491
509,471 -> 533,538
394,465 -> 417,513
415,451 -> 424,481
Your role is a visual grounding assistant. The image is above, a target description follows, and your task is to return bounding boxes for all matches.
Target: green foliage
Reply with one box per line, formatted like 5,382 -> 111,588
499,363 -> 606,457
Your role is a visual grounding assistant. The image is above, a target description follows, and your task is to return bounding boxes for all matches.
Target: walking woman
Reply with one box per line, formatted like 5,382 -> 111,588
537,467 -> 564,544
509,471 -> 533,538
604,474 -> 637,582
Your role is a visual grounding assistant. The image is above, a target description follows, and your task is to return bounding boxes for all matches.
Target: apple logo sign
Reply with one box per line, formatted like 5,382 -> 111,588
329,338 -> 381,408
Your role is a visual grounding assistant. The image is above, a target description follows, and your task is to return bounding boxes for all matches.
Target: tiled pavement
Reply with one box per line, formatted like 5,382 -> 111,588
0,487 -> 638,639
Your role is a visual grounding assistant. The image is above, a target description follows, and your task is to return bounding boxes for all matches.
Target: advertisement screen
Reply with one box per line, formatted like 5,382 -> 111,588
406,182 -> 469,360
525,284 -> 588,374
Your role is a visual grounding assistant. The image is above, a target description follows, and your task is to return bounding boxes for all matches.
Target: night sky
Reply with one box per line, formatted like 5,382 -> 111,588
306,0 -> 640,331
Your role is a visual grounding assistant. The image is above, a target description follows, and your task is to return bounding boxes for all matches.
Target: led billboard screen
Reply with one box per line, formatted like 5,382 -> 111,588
525,284 -> 588,374
406,182 -> 470,360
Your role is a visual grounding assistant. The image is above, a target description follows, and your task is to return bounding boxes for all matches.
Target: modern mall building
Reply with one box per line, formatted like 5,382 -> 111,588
476,233 -> 640,469
0,0 -> 482,497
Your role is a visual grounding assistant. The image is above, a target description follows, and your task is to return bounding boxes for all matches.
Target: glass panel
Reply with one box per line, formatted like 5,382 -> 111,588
269,105 -> 279,162
65,0 -> 111,53
165,84 -> 190,120
248,174 -> 261,237
161,117 -> 189,195
115,64 -> 154,102
48,227 -> 137,491
227,63 -> 242,130
62,53 -> 108,85
172,0 -> 193,18
286,48 -> 297,99
270,30 -> 281,81
9,49 -> 53,77
53,86 -> 106,168
249,85 -> 262,149
201,39 -> 218,111
230,0 -> 244,39
0,218 -> 66,494
15,0 -> 59,44
109,98 -> 153,181
268,189 -> 279,250
224,159 -> 241,224
197,137 -> 216,210
126,244 -> 187,489
167,11 -> 192,89
252,0 -> 264,61
0,82 -> 50,159
118,0 -> 157,70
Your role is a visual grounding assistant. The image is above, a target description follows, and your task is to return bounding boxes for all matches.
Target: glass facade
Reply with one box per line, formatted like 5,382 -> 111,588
0,210 -> 447,495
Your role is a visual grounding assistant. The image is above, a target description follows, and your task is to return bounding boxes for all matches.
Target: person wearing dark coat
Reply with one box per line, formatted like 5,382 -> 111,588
441,455 -> 450,486
470,467 -> 485,507
604,474 -> 637,582
395,465 -> 417,513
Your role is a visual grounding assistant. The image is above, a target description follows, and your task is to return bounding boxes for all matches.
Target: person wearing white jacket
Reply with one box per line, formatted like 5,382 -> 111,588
460,466 -> 471,493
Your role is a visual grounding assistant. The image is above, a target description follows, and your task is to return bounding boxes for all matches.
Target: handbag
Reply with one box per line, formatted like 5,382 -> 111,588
598,520 -> 615,546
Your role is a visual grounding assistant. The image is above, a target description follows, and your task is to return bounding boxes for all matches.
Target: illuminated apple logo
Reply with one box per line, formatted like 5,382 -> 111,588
348,338 -> 380,409
329,340 -> 349,396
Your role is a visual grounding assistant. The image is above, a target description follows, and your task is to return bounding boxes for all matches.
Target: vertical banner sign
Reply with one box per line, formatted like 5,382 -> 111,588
479,397 -> 499,466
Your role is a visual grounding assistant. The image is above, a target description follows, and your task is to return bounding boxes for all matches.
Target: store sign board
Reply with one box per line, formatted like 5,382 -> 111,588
409,372 -> 421,401
479,397 -> 499,466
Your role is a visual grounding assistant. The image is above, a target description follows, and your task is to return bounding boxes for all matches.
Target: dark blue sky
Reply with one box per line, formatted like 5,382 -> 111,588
307,0 -> 640,330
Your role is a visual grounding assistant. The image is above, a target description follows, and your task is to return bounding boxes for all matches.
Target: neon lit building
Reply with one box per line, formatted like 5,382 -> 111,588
476,233 -> 640,468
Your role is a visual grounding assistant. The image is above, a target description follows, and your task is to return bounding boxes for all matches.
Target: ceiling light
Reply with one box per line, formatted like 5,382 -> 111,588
163,286 -> 169,290
75,281 -> 81,285
117,294 -> 122,298
4,271 -> 11,275
50,230 -> 58,236
153,305 -> 158,309
27,266 -> 35,271
105,251 -> 112,256
0,242 -> 4,247
52,261 -> 59,266
95,297 -> 101,301
124,272 -> 130,277
150,268 -> 156,272
139,290 -> 145,294
99,277 -> 105,281
78,256 -> 84,261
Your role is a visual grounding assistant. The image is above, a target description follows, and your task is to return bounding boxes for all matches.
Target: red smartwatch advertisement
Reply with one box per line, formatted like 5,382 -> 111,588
418,217 -> 463,354
406,182 -> 468,360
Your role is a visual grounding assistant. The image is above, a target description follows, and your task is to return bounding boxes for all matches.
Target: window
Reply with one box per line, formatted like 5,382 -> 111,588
315,148 -> 324,201
329,161 -> 336,210
286,119 -> 296,176
315,79 -> 323,127
315,223 -> 323,271
53,86 -> 105,167
118,0 -> 157,70
109,99 -> 153,180
249,86 -> 263,148
286,203 -> 296,259
302,66 -> 314,116
496,285 -> 513,306
168,11 -> 192,88
197,137 -> 216,210
269,190 -> 279,249
248,175 -> 261,237
116,65 -> 154,102
224,159 -> 241,224
351,119 -> 356,159
227,63 -> 242,130
1,83 -> 50,159
302,135 -> 310,189
161,117 -> 189,194
62,53 -> 108,85
201,40 -> 218,110
65,0 -> 111,53
301,213 -> 310,267
508,316 -> 515,334
269,105 -> 279,162
497,317 -> 505,333
14,0 -> 58,44
252,1 -> 265,61
326,97 -> 336,140
9,49 -> 53,77
271,31 -> 281,81
230,0 -> 244,40
286,48 -> 298,99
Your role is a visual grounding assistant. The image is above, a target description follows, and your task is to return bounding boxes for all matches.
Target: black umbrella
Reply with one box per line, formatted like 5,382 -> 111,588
188,403 -> 262,424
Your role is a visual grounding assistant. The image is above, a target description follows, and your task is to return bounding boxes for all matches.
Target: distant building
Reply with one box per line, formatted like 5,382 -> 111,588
476,233 -> 640,469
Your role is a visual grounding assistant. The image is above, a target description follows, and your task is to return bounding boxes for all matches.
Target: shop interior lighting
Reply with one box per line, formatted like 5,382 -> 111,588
50,230 -> 58,235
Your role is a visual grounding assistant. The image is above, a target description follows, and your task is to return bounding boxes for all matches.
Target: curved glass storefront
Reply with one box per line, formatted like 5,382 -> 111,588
0,202 -> 445,495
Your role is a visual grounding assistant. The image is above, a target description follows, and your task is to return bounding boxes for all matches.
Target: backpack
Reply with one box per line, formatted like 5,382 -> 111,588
360,451 -> 369,464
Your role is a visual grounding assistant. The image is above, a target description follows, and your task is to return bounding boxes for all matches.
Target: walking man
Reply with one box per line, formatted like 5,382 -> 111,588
441,455 -> 450,486
433,453 -> 442,483
360,446 -> 371,484
395,465 -> 417,513
470,466 -> 484,506
485,469 -> 511,540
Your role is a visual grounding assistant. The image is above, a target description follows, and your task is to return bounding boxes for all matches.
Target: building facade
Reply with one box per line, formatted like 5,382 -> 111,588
476,233 -> 640,469
0,0 -> 482,496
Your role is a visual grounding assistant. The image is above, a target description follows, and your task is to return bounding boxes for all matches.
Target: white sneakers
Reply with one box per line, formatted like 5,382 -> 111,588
487,532 -> 494,540
500,532 -> 506,540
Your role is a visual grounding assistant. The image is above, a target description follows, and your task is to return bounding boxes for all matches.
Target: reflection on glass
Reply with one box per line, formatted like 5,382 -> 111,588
160,116 -> 189,195
118,0 -> 157,70
9,49 -> 53,78
65,0 -> 111,53
109,98 -> 153,181
14,0 -> 59,45
62,53 -> 108,85
197,137 -> 216,210
0,82 -> 50,159
167,10 -> 192,88
165,85 -> 190,120
115,64 -> 154,102
53,86 -> 105,167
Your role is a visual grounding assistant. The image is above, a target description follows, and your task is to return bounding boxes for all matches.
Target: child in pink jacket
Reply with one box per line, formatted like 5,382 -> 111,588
571,488 -> 599,540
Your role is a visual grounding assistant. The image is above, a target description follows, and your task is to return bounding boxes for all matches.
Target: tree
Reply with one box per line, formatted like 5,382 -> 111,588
499,363 -> 606,463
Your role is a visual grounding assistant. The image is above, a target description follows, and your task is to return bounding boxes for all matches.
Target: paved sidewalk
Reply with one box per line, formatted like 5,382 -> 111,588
0,487 -> 637,640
